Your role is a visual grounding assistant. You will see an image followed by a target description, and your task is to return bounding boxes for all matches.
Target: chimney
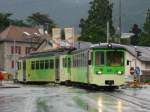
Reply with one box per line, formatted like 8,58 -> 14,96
38,25 -> 44,35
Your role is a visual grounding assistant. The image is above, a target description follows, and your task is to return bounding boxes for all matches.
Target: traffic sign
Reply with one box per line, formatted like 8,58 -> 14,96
135,66 -> 141,76
130,67 -> 134,75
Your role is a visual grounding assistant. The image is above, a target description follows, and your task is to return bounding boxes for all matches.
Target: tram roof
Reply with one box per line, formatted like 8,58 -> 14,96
20,48 -> 75,59
90,43 -> 125,49
72,43 -> 125,53
19,42 -> 150,62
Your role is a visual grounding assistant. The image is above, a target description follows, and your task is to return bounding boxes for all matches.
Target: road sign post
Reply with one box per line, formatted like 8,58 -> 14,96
130,67 -> 134,75
129,67 -> 141,88
135,66 -> 141,85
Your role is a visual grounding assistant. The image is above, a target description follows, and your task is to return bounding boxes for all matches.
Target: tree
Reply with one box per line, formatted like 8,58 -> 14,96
79,0 -> 115,43
143,9 -> 150,34
130,24 -> 141,45
0,12 -> 31,32
138,9 -> 150,46
10,19 -> 30,27
27,12 -> 56,33
0,12 -> 12,32
138,33 -> 150,46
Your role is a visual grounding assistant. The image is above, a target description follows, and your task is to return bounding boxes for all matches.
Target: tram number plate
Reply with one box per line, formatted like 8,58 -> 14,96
105,80 -> 114,85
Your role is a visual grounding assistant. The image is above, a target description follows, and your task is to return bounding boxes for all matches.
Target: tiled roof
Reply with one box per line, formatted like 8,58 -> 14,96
123,45 -> 150,62
0,25 -> 40,42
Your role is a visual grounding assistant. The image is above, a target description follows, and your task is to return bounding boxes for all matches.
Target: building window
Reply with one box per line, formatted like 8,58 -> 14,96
12,60 -> 14,69
11,46 -> 14,54
18,46 -> 21,54
145,62 -> 150,69
26,47 -> 31,54
11,46 -> 21,54
127,60 -> 130,66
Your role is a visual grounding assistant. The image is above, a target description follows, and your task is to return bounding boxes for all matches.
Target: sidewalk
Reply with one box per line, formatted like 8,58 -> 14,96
0,81 -> 20,88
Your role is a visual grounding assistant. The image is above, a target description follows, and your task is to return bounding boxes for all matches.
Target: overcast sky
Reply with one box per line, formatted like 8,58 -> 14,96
0,0 -> 150,33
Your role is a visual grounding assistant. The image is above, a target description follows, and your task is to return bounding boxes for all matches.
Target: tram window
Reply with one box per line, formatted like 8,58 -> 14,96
68,58 -> 71,67
50,59 -> 54,69
81,53 -> 83,66
95,51 -> 105,65
91,52 -> 93,65
78,54 -> 80,66
40,60 -> 44,69
36,61 -> 40,69
106,51 -> 124,66
72,56 -> 74,67
20,62 -> 21,70
78,54 -> 81,66
17,62 -> 20,70
73,56 -> 76,67
63,58 -> 64,67
45,60 -> 49,69
63,58 -> 67,68
31,61 -> 35,70
82,53 -> 84,66
73,55 -> 76,67
77,54 -> 79,67
75,55 -> 77,67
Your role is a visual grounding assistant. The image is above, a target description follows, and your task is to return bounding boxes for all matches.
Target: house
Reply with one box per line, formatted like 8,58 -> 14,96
123,45 -> 150,82
0,25 -> 46,77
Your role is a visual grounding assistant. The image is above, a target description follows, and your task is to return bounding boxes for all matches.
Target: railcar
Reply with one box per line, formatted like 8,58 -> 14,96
71,43 -> 125,88
17,43 -> 125,89
17,49 -> 72,83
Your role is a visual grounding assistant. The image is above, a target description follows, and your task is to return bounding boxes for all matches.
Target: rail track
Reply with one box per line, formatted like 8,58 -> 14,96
105,91 -> 150,110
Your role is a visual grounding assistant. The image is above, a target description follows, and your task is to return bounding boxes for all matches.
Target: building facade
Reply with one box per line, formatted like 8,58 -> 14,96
0,25 -> 42,76
124,45 -> 150,82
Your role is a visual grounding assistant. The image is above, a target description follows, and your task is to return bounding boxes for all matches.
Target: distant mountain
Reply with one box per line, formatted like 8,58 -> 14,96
0,0 -> 150,33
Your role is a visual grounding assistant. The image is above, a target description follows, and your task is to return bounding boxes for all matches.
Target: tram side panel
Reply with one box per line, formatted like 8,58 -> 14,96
60,55 -> 71,83
17,60 -> 23,82
71,51 -> 89,84
24,56 -> 55,82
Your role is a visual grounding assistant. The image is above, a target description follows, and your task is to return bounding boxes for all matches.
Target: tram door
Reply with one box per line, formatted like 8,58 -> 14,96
22,60 -> 26,81
55,58 -> 60,82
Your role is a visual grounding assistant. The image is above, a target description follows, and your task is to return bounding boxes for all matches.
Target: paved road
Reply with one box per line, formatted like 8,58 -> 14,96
0,85 -> 150,112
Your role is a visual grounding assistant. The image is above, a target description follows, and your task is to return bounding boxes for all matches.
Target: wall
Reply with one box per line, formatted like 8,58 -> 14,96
0,42 -> 5,70
3,41 -> 32,75
125,51 -> 150,82
125,51 -> 144,76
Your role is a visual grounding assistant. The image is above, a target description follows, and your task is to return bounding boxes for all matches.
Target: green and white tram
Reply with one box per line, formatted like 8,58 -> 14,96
17,43 -> 125,89
71,44 -> 125,88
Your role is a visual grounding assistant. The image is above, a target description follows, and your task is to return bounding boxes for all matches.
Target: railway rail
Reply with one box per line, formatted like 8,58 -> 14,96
105,91 -> 150,110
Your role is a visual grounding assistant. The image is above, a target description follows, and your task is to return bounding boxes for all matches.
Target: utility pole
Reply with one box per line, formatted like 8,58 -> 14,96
107,0 -> 111,43
119,0 -> 122,43
13,40 -> 16,82
107,21 -> 110,43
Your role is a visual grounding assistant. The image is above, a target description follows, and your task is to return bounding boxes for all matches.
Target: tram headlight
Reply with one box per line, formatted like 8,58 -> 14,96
96,71 -> 102,75
107,43 -> 112,48
117,71 -> 122,75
